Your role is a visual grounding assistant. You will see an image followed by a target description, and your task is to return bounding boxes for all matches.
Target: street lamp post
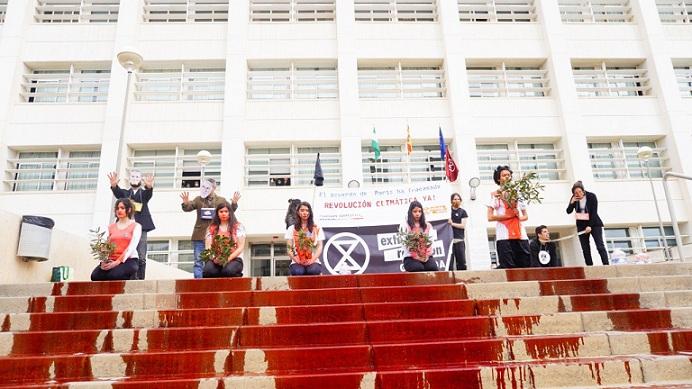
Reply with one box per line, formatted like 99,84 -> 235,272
196,150 -> 212,183
637,146 -> 671,260
115,49 -> 143,174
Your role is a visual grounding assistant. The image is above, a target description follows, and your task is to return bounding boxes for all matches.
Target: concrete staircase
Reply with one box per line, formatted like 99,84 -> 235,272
0,263 -> 691,388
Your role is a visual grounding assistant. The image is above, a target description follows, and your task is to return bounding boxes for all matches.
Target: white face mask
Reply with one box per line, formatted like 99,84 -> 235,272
200,181 -> 214,199
129,171 -> 142,188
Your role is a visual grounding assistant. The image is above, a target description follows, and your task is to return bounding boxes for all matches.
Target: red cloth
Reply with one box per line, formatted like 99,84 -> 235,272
499,200 -> 523,240
445,148 -> 458,182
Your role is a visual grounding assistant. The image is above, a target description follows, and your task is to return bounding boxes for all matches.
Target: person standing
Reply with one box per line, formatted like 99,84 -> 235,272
203,201 -> 245,278
91,198 -> 141,281
529,225 -> 561,268
448,193 -> 468,271
285,201 -> 324,276
487,165 -> 530,269
566,181 -> 609,266
180,178 -> 240,278
108,170 -> 154,280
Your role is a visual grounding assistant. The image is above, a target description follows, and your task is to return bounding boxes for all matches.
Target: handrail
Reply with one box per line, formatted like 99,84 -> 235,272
662,171 -> 692,261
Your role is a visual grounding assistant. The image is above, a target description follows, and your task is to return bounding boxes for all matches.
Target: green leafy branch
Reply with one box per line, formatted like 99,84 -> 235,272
500,171 -> 545,206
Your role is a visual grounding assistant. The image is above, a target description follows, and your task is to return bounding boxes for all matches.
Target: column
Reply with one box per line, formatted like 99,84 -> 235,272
438,0 -> 491,269
336,0 -> 363,186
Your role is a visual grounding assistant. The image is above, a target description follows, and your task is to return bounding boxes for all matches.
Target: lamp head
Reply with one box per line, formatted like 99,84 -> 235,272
468,176 -> 481,201
117,49 -> 143,73
196,150 -> 212,166
637,146 -> 653,161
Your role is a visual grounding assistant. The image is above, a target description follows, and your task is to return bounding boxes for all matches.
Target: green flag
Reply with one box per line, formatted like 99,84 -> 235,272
371,127 -> 381,160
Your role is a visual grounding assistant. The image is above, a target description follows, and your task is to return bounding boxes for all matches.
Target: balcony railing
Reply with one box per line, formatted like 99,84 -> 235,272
468,68 -> 549,97
6,155 -> 100,192
573,68 -> 650,97
559,0 -> 633,23
656,0 -> 692,23
246,152 -> 341,187
589,147 -> 668,180
21,71 -> 110,103
35,0 -> 120,23
128,153 -> 222,189
0,0 -> 8,23
675,67 -> 692,97
355,0 -> 437,22
458,0 -> 536,22
359,67 -> 446,98
476,147 -> 565,181
247,67 -> 338,100
143,0 -> 228,22
134,70 -> 225,101
249,0 -> 336,22
362,149 -> 445,184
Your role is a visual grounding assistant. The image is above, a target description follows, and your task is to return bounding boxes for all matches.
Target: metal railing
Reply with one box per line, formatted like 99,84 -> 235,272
249,0 -> 336,22
559,0 -> 633,23
359,67 -> 446,98
657,0 -> 692,23
35,0 -> 120,23
245,151 -> 341,187
573,68 -> 651,97
134,69 -> 225,101
467,68 -> 549,97
143,0 -> 228,22
21,71 -> 110,103
355,0 -> 437,22
458,0 -> 536,22
6,155 -> 100,192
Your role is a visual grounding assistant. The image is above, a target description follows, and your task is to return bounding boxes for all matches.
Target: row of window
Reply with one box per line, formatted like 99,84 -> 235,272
152,223 -> 682,275
6,138 -> 667,192
1,1 -> 689,25
21,60 -> 692,103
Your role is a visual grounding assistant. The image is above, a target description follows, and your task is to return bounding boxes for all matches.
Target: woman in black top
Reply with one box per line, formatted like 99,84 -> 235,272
448,193 -> 468,270
566,181 -> 609,266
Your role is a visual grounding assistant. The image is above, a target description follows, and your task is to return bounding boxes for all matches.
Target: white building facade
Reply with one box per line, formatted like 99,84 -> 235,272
0,0 -> 691,276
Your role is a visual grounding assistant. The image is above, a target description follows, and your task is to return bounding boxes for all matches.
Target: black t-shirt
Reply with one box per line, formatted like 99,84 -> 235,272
451,207 -> 468,240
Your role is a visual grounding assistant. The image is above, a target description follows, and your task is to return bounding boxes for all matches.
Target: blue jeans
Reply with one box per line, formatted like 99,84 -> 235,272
289,262 -> 322,276
192,240 -> 205,279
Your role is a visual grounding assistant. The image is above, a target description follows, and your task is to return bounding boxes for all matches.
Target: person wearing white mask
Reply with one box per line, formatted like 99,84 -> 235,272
181,178 -> 241,278
108,170 -> 154,280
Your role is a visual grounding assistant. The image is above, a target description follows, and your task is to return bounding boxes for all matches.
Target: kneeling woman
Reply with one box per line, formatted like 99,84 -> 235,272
285,201 -> 324,276
401,201 -> 438,272
203,201 -> 246,278
91,198 -> 141,281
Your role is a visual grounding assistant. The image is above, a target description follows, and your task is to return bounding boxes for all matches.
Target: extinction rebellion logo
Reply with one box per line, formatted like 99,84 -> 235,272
323,232 -> 371,275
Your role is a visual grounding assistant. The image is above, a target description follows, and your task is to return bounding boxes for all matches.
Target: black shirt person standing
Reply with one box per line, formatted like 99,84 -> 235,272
448,193 -> 468,270
566,181 -> 609,266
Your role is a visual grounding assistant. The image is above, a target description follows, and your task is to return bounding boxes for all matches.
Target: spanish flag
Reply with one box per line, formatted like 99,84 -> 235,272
406,125 -> 413,155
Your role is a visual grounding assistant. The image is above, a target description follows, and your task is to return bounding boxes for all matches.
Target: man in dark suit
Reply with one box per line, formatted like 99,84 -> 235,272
566,181 -> 609,266
108,170 -> 155,279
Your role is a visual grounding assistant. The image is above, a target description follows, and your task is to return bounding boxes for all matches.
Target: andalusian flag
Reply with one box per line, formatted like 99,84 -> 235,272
371,127 -> 381,160
406,125 -> 413,155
